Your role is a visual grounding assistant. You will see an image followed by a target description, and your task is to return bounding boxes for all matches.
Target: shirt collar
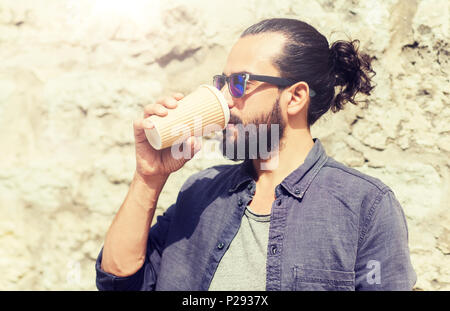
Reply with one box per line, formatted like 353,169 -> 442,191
228,158 -> 255,193
280,138 -> 328,199
228,138 -> 328,198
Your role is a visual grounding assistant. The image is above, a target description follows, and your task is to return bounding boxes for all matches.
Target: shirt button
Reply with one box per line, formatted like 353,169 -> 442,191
217,242 -> 225,250
238,198 -> 243,206
271,245 -> 278,255
294,188 -> 300,195
276,199 -> 282,206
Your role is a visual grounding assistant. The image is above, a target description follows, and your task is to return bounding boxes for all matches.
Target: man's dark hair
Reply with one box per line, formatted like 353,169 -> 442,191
241,18 -> 376,127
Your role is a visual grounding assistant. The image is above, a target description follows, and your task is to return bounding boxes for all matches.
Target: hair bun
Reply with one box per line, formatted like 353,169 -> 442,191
328,39 -> 376,112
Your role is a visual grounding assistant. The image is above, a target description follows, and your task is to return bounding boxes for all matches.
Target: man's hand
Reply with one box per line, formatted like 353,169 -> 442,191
133,93 -> 202,182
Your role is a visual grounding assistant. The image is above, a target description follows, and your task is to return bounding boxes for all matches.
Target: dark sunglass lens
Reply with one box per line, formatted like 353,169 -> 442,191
230,74 -> 245,97
213,76 -> 225,90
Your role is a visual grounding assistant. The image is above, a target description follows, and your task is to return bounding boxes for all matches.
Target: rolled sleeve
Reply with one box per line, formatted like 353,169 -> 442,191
355,189 -> 417,290
95,204 -> 176,291
95,248 -> 145,291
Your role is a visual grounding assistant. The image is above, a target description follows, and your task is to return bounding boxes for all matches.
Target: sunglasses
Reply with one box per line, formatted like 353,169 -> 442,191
213,72 -> 316,98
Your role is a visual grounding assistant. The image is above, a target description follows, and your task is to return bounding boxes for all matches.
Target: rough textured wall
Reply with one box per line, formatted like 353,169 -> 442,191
0,0 -> 448,290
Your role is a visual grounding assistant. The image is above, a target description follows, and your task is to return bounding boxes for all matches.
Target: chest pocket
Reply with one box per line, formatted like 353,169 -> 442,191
293,266 -> 355,291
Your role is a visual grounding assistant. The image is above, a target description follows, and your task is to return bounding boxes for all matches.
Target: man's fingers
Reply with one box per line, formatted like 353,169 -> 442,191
143,94 -> 183,118
157,96 -> 179,109
134,118 -> 154,130
143,104 -> 169,118
173,93 -> 184,101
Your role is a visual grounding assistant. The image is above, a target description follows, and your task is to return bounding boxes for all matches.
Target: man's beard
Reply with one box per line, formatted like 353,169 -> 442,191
220,96 -> 285,161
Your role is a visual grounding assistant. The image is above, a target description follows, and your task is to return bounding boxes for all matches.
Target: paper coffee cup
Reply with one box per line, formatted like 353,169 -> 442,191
144,84 -> 229,150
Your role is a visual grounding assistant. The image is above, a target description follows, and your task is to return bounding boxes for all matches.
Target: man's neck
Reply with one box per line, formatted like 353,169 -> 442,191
251,130 -> 315,192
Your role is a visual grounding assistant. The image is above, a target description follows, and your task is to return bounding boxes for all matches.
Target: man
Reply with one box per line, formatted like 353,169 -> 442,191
96,18 -> 416,290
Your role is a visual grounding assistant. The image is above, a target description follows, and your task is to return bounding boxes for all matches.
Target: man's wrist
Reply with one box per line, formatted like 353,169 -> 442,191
133,171 -> 168,188
124,173 -> 167,213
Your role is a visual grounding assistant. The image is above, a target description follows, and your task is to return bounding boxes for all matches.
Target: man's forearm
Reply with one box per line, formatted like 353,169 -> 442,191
101,172 -> 168,277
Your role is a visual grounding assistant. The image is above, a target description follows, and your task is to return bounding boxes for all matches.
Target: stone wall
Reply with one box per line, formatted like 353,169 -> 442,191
0,0 -> 448,290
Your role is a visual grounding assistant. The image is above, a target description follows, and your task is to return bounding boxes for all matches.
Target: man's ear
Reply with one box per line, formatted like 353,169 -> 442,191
286,81 -> 310,116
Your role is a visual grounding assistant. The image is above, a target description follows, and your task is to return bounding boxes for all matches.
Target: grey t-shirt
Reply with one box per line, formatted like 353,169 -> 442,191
208,206 -> 270,291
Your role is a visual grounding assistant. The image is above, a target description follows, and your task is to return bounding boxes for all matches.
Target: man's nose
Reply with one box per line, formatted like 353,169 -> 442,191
222,87 -> 235,109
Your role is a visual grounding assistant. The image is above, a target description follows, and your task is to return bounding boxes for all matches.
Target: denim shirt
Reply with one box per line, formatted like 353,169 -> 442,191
96,138 -> 416,291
